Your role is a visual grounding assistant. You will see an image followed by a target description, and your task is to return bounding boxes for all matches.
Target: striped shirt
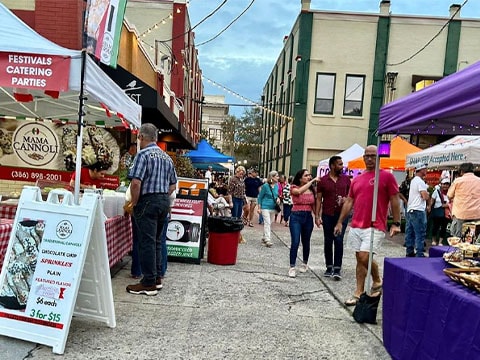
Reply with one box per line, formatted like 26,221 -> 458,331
128,143 -> 177,195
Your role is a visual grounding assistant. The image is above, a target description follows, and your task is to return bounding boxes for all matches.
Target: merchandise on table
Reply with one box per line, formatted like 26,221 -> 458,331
443,267 -> 480,293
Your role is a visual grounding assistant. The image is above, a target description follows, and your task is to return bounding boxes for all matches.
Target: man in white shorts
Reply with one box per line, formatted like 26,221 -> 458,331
334,145 -> 401,306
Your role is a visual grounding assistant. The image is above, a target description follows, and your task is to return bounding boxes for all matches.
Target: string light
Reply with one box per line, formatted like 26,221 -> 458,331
138,13 -> 173,38
202,75 -> 294,122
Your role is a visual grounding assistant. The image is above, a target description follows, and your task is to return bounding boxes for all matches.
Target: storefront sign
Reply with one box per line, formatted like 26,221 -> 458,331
0,52 -> 70,91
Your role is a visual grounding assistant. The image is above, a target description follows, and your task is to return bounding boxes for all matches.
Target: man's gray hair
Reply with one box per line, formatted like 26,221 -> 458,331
139,123 -> 158,141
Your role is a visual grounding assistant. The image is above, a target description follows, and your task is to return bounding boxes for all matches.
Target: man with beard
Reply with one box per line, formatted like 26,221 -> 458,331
315,156 -> 351,280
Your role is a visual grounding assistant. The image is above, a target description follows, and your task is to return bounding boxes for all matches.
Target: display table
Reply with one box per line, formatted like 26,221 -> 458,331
428,245 -> 451,257
0,215 -> 132,269
0,203 -> 17,220
104,215 -> 133,268
0,219 -> 13,268
383,257 -> 480,360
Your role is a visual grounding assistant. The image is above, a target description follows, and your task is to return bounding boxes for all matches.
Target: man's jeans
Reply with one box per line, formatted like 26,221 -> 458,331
322,213 -> 347,271
131,214 -> 169,278
133,193 -> 170,286
405,210 -> 427,257
289,211 -> 314,266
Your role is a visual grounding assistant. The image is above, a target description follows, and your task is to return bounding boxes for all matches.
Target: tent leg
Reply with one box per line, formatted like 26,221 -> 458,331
366,137 -> 381,296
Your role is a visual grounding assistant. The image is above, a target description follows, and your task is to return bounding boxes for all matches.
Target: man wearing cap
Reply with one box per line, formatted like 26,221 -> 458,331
429,177 -> 451,245
447,162 -> 480,237
405,163 -> 430,257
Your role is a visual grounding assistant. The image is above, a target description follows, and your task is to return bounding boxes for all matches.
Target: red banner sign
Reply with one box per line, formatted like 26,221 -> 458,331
0,52 -> 71,91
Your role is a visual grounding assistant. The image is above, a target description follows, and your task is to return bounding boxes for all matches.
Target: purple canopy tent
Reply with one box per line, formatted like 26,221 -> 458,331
379,60 -> 480,136
359,61 -> 480,320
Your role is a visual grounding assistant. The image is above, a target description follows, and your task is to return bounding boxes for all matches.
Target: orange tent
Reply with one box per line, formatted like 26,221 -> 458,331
347,137 -> 421,170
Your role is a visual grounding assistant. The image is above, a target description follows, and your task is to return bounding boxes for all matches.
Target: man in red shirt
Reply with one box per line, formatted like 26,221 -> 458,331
315,156 -> 351,280
334,145 -> 401,306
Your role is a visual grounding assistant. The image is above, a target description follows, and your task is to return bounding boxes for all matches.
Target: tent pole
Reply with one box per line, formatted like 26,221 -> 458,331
74,49 -> 88,205
366,136 -> 381,296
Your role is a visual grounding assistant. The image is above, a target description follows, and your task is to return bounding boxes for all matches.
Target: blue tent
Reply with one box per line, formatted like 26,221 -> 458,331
183,140 -> 234,163
193,163 -> 229,172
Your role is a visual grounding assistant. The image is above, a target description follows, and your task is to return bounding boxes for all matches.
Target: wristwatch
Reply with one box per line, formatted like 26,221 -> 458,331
392,221 -> 401,227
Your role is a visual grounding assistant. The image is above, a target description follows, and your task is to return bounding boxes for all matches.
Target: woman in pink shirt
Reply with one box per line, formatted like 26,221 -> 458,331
288,169 -> 320,278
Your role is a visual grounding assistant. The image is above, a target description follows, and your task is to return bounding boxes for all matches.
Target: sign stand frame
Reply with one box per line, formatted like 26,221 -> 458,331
0,186 -> 115,354
167,188 -> 208,264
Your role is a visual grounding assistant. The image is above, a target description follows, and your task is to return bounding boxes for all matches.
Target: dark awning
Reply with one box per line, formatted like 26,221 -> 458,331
99,63 -> 194,149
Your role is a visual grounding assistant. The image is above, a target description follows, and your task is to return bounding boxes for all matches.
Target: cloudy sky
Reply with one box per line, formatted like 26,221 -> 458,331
188,0 -> 479,117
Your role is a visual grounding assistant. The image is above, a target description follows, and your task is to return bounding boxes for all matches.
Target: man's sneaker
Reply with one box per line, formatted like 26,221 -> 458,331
288,267 -> 296,278
332,270 -> 342,281
265,241 -> 273,247
156,277 -> 163,289
126,283 -> 158,296
323,267 -> 333,277
298,263 -> 309,273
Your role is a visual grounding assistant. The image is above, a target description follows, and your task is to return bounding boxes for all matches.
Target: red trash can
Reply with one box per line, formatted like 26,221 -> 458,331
207,217 -> 244,265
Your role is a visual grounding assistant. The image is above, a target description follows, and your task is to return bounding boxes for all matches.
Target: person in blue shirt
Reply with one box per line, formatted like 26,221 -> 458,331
126,123 -> 177,296
257,170 -> 280,247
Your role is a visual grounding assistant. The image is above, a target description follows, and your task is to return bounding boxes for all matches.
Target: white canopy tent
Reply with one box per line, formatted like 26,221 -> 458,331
405,135 -> 480,169
0,3 -> 142,203
317,143 -> 364,176
0,3 -> 141,127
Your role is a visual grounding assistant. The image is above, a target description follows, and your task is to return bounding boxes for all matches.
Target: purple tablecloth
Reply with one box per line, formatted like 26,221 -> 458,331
383,257 -> 480,360
428,245 -> 451,258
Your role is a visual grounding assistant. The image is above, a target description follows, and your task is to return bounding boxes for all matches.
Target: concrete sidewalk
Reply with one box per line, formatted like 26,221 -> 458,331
1,217 -> 410,359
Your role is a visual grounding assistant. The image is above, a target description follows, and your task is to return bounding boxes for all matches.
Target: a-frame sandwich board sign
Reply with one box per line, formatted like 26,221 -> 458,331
0,186 -> 115,354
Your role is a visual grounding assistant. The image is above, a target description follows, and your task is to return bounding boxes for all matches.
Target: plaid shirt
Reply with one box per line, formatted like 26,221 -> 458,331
128,144 -> 177,195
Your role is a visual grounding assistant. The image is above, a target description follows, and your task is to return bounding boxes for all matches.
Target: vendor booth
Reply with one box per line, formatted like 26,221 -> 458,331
184,140 -> 234,176
347,136 -> 421,170
378,60 -> 480,360
0,3 -> 139,270
183,139 -> 234,164
317,143 -> 364,177
0,5 -> 142,354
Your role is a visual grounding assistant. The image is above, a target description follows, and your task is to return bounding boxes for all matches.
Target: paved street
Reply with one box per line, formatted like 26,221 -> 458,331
1,216 -> 410,359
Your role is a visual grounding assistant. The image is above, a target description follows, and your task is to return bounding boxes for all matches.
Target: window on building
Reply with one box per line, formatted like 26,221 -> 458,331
343,75 -> 365,116
209,128 -> 222,140
314,73 -> 336,114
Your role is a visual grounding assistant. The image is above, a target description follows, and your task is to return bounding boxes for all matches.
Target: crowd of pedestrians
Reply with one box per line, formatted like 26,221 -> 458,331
124,132 -> 480,309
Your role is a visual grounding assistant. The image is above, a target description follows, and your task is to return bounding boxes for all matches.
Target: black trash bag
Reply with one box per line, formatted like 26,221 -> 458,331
353,292 -> 381,324
207,217 -> 244,233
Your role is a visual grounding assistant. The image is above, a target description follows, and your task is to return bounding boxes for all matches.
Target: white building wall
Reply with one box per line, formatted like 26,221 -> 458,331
264,5 -> 480,174
304,13 -> 378,168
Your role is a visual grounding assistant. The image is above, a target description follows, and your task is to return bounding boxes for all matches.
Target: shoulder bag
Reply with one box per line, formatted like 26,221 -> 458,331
269,185 -> 281,213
